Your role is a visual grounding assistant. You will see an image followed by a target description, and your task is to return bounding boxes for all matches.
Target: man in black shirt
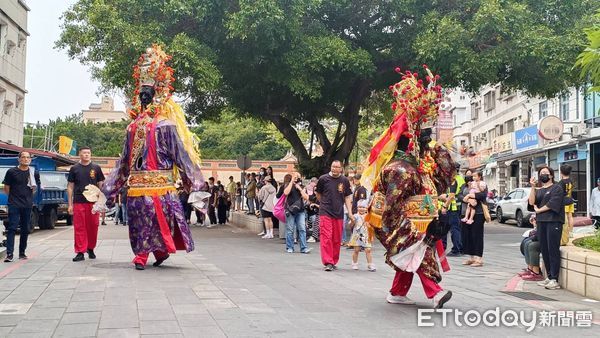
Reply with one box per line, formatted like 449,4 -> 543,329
68,147 -> 105,262
207,177 -> 218,226
351,174 -> 368,215
2,151 -> 40,262
316,160 -> 354,271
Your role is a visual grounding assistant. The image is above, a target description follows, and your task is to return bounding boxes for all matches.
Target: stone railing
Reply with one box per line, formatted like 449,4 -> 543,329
559,245 -> 600,300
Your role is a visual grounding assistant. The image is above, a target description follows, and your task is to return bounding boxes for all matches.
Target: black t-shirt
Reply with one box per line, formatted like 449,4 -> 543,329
316,174 -> 352,219
534,184 -> 565,223
352,185 -> 368,214
68,163 -> 105,204
276,184 -> 302,209
2,167 -> 40,208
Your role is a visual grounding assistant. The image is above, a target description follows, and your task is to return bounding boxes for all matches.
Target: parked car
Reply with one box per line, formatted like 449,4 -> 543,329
495,188 -> 533,227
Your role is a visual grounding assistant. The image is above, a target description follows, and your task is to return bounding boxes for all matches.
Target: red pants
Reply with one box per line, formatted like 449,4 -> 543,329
133,251 -> 169,266
73,203 -> 99,253
319,215 -> 343,266
390,269 -> 443,299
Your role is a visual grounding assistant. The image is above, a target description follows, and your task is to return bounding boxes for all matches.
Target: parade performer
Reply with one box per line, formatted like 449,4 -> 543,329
361,66 -> 457,308
102,44 -> 208,270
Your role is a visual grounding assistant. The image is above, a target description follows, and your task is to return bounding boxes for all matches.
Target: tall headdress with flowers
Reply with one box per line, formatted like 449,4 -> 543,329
128,44 -> 202,167
361,65 -> 443,190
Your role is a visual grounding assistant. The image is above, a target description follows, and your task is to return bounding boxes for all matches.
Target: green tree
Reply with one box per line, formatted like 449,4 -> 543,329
576,11 -> 600,91
57,0 -> 598,175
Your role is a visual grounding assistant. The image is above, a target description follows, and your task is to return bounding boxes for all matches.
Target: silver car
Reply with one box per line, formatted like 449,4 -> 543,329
495,188 -> 533,227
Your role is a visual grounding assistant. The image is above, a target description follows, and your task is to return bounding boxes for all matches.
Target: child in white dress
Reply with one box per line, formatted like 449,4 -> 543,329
349,199 -> 376,271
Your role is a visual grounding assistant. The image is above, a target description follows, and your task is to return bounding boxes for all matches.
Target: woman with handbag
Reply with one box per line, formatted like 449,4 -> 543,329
276,173 -> 311,253
460,171 -> 488,267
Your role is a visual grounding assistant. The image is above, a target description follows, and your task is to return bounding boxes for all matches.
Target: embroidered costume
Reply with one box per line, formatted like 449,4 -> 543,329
102,45 -> 207,269
362,66 -> 457,307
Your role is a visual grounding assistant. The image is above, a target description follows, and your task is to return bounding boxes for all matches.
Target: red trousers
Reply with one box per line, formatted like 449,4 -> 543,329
390,269 -> 443,299
133,250 -> 169,266
319,215 -> 343,266
73,203 -> 99,253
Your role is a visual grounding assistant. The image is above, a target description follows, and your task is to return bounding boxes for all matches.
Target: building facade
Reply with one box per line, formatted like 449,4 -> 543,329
455,84 -> 588,213
0,0 -> 29,146
82,96 -> 127,123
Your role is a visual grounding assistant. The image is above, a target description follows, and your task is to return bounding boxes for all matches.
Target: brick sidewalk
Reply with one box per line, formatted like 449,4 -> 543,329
0,220 -> 597,337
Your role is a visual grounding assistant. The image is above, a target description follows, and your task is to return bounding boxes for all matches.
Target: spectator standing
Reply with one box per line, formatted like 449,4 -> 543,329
316,160 -> 354,271
460,171 -> 487,267
277,173 -> 311,253
2,151 -> 40,262
439,165 -> 465,256
226,176 -> 236,220
207,177 -> 218,225
68,147 -> 105,262
235,182 -> 242,211
258,176 -> 277,239
215,185 -> 229,225
589,178 -> 600,228
116,186 -> 129,226
306,194 -> 320,242
558,164 -> 574,245
246,173 -> 257,215
528,165 -> 564,290
266,166 -> 278,189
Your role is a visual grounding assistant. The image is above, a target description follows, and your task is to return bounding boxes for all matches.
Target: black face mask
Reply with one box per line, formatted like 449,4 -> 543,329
139,85 -> 156,107
539,174 -> 551,183
465,175 -> 473,183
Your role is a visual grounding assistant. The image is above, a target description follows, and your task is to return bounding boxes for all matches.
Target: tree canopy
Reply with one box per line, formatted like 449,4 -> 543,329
23,113 -> 291,161
576,11 -> 600,91
57,0 -> 599,176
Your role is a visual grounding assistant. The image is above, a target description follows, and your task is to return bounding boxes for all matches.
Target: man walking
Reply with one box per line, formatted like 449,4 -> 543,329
68,147 -> 105,262
316,160 -> 354,271
2,152 -> 40,262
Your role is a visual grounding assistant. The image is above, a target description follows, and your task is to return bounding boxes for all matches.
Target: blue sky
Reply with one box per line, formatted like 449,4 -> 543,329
23,0 -> 125,123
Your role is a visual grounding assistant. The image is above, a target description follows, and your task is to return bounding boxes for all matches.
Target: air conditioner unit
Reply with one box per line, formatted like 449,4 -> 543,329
571,124 -> 587,137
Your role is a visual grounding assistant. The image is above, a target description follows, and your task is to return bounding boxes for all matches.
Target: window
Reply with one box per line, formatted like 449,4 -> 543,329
460,95 -> 465,100
460,140 -> 466,146
484,91 -> 496,112
560,94 -> 570,121
505,119 -> 515,133
514,191 -> 524,199
539,101 -> 548,119
471,102 -> 480,120
584,92 -> 600,120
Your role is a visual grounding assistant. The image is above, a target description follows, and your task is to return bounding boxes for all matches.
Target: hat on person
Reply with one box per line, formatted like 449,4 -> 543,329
264,175 -> 272,182
357,199 -> 369,208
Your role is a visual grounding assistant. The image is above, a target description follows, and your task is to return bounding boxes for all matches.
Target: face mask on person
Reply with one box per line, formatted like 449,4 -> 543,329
539,174 -> 551,183
465,175 -> 473,183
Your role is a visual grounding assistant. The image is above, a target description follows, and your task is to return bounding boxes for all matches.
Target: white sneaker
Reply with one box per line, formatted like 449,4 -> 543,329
544,279 -> 561,290
432,290 -> 452,309
261,234 -> 270,239
386,293 -> 416,305
307,237 -> 316,243
368,264 -> 377,272
537,278 -> 551,287
352,262 -> 359,270
257,231 -> 266,236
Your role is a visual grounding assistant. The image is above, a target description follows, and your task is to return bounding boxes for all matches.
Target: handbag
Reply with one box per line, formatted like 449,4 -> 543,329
273,194 -> 287,222
287,197 -> 304,215
482,203 -> 492,223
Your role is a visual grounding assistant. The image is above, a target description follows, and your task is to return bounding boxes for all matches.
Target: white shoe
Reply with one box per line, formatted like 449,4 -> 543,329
537,278 -> 551,287
261,234 -> 270,239
257,231 -> 266,236
386,293 -> 416,305
307,237 -> 316,243
368,264 -> 377,272
433,290 -> 452,309
352,262 -> 359,270
544,279 -> 561,290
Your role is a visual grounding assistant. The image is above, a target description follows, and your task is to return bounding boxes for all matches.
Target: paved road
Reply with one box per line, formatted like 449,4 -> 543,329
0,217 -> 598,337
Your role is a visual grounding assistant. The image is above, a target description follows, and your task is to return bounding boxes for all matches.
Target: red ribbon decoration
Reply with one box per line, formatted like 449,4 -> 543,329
436,240 -> 450,272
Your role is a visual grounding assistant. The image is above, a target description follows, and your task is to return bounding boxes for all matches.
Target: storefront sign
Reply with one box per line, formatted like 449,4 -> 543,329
558,148 -> 587,163
514,126 -> 539,152
491,134 -> 512,155
538,115 -> 564,141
